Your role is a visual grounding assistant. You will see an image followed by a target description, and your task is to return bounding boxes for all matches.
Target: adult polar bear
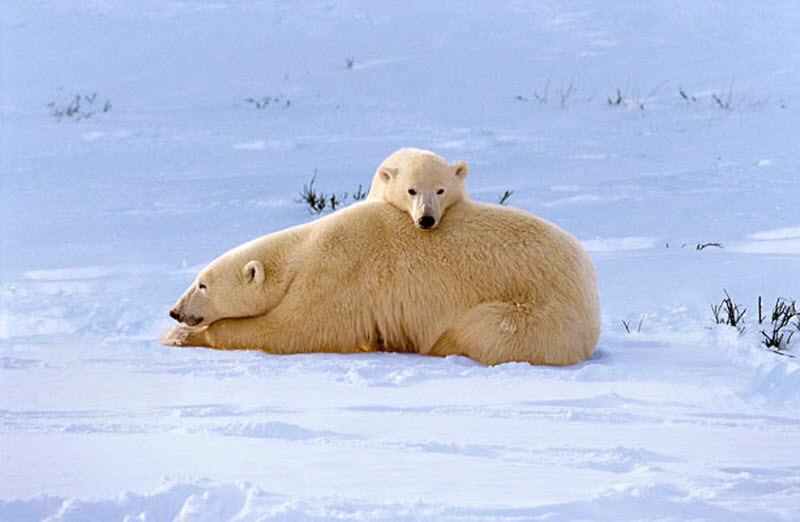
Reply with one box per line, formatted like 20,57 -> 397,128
161,201 -> 600,366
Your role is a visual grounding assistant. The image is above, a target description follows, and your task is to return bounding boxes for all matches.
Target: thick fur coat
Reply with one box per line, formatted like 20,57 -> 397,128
162,201 -> 601,366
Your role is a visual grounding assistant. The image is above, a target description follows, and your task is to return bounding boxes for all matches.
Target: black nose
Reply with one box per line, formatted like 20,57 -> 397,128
418,216 -> 435,229
169,309 -> 181,321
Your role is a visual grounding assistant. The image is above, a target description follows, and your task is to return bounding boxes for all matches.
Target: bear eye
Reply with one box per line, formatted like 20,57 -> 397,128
198,283 -> 207,290
408,188 -> 417,196
437,188 -> 445,195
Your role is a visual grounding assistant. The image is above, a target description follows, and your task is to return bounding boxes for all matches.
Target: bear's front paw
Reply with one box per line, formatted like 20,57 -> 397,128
159,325 -> 207,347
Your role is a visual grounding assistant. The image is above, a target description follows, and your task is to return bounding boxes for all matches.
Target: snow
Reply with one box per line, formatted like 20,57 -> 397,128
2,0 -> 800,520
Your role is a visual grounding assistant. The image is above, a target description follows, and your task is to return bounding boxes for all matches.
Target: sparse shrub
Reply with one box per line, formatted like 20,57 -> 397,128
351,184 -> 367,201
328,193 -> 343,211
608,88 -> 646,110
712,84 -> 733,110
517,78 -> 573,107
608,86 -> 651,110
711,292 -> 798,356
621,316 -> 644,334
665,241 -> 725,250
245,96 -> 290,109
711,290 -> 746,333
297,172 -> 327,214
534,78 -> 550,104
498,190 -> 513,205
608,88 -> 624,106
296,170 -> 368,214
759,297 -> 798,356
47,92 -> 111,121
679,87 -> 697,103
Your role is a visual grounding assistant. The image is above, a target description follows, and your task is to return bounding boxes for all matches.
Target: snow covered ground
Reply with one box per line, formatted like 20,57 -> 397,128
2,1 -> 800,519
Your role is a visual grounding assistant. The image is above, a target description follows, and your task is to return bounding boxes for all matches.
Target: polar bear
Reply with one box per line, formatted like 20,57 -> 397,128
161,201 -> 600,366
367,148 -> 469,229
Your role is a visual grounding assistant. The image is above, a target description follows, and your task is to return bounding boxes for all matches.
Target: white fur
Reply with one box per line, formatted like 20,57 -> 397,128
367,148 -> 469,229
163,201 -> 601,366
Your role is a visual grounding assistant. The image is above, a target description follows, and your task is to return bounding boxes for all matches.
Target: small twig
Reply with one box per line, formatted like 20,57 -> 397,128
534,77 -> 550,104
559,81 -> 573,107
498,190 -> 513,205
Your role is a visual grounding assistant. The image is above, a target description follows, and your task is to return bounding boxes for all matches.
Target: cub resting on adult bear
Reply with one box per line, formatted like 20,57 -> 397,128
366,147 -> 469,230
161,201 -> 600,366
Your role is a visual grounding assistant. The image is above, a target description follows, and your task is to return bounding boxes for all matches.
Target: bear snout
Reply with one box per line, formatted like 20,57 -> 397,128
418,215 -> 436,229
183,315 -> 204,326
169,307 -> 203,326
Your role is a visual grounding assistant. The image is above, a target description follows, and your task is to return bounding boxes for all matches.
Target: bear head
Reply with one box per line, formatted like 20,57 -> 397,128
168,248 -> 283,327
367,148 -> 469,230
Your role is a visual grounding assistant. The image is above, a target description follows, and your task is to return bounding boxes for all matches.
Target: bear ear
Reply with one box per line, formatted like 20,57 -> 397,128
453,161 -> 469,181
243,260 -> 265,285
379,166 -> 398,183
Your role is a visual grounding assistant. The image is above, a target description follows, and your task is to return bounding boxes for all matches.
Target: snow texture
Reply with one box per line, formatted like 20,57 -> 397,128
2,0 -> 800,520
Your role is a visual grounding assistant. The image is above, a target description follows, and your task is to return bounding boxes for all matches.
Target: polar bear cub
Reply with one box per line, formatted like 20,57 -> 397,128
367,148 -> 469,229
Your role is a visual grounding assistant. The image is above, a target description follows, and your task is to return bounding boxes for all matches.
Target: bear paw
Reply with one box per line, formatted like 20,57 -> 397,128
159,325 -> 206,347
